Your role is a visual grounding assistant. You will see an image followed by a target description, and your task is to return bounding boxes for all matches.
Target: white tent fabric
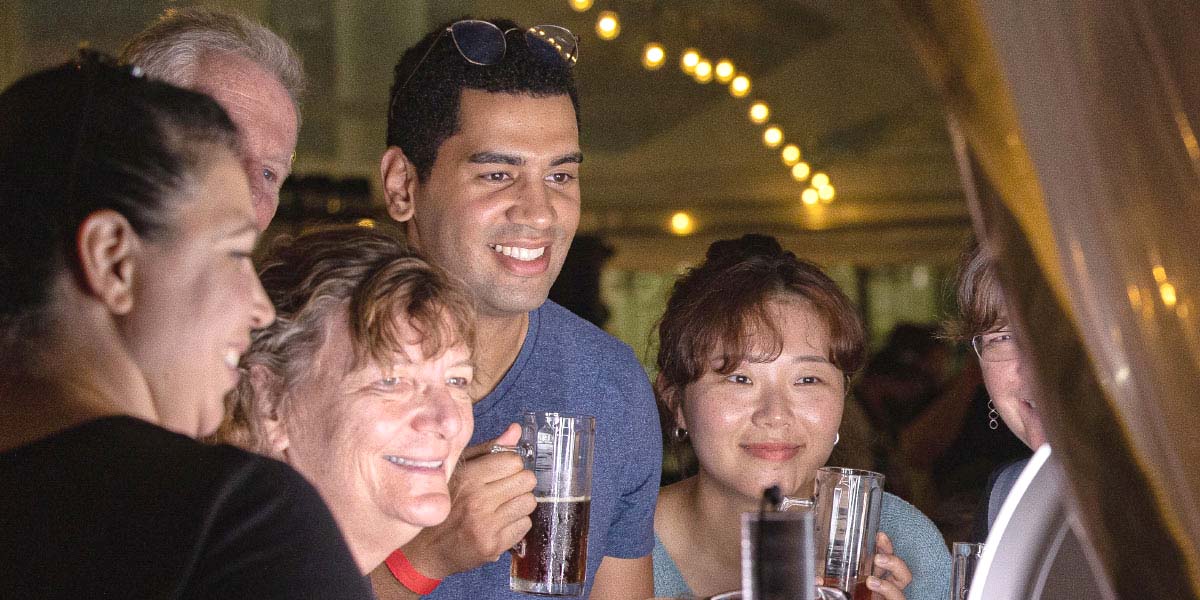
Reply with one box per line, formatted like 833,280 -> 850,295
894,1 -> 1200,597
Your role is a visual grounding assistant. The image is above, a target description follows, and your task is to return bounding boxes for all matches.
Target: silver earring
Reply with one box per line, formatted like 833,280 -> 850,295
834,432 -> 840,446
987,399 -> 999,430
672,427 -> 689,442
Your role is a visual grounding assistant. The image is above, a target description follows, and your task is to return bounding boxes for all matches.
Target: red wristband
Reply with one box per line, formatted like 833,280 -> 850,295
385,548 -> 441,595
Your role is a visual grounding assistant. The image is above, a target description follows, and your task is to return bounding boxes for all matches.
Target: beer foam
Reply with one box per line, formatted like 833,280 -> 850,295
535,496 -> 590,503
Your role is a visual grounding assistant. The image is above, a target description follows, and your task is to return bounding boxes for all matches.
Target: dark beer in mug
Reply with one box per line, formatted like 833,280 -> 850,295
820,576 -> 871,600
511,496 -> 591,596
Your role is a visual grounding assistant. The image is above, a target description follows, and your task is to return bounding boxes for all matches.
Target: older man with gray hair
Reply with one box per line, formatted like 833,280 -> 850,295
121,7 -> 303,230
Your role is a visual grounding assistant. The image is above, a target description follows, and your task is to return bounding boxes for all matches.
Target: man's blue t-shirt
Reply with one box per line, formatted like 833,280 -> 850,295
426,301 -> 662,599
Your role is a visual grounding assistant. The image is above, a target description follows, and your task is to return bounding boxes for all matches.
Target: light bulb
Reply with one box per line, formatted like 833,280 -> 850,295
791,162 -> 811,182
642,43 -> 665,70
680,48 -> 701,73
596,11 -> 620,40
748,102 -> 769,124
730,74 -> 751,97
818,185 -> 835,202
781,144 -> 801,166
569,0 -> 593,11
811,172 -> 830,188
670,211 -> 695,235
801,188 -> 820,205
714,59 -> 735,83
694,60 -> 713,83
763,126 -> 783,148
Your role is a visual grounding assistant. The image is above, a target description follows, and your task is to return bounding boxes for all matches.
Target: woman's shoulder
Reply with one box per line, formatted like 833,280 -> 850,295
880,491 -> 947,551
880,492 -> 951,600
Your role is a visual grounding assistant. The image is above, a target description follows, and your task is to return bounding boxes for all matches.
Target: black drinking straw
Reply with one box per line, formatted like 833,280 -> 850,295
756,485 -> 783,599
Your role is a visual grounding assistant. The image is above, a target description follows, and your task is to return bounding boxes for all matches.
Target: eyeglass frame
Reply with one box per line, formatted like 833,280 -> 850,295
389,20 -> 579,122
970,328 -> 1021,362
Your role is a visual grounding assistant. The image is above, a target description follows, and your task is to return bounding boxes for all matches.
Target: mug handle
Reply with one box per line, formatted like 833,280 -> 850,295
489,443 -> 533,459
491,444 -> 534,558
778,495 -> 814,511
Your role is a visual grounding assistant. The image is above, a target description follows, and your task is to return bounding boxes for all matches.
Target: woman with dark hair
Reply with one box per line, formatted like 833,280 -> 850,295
651,234 -> 950,599
0,53 -> 371,598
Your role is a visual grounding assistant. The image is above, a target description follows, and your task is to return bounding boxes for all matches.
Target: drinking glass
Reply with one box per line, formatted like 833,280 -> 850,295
740,510 -> 815,600
779,467 -> 885,600
495,412 -> 595,596
950,542 -> 985,600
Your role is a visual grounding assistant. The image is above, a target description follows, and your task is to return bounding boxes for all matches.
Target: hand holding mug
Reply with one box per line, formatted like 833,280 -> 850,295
866,532 -> 910,600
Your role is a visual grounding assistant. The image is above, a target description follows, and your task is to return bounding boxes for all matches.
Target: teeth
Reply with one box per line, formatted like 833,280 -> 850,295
224,349 -> 240,369
385,455 -> 443,469
491,244 -> 545,262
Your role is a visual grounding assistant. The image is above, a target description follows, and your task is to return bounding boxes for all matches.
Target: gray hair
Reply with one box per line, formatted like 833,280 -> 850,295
119,7 -> 305,115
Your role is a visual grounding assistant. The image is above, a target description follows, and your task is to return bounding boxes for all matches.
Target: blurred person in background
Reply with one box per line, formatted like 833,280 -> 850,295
218,226 -> 478,575
0,52 -> 369,599
652,234 -> 951,600
121,6 -> 302,231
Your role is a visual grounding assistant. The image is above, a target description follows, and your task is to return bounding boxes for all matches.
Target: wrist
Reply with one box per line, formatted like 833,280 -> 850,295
385,548 -> 442,595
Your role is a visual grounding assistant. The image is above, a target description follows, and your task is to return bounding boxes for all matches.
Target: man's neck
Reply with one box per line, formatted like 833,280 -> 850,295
469,310 -> 531,401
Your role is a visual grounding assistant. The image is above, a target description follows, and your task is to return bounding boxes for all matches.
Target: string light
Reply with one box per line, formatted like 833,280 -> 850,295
714,59 -> 735,83
748,102 -> 769,124
669,211 -> 696,236
642,43 -> 665,70
1161,282 -> 1178,307
763,126 -> 783,148
730,74 -> 751,97
680,48 -> 701,74
569,0 -> 593,11
618,36 -> 846,192
596,11 -> 620,40
781,144 -> 801,166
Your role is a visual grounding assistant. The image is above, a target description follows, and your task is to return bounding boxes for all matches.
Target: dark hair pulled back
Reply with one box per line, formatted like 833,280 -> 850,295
0,51 -> 240,334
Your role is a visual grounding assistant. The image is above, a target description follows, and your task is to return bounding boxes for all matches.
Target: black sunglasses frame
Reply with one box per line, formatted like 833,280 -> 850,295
389,20 -> 578,121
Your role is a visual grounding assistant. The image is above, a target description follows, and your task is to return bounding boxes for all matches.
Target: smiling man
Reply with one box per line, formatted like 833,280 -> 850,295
121,7 -> 302,231
374,17 -> 661,600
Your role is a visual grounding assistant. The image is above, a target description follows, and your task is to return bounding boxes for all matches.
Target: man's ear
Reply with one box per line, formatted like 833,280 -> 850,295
76,210 -> 139,315
380,146 -> 418,223
249,364 -> 292,457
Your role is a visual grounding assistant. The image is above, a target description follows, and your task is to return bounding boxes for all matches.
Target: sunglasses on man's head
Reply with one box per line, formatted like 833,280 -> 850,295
394,20 -> 578,100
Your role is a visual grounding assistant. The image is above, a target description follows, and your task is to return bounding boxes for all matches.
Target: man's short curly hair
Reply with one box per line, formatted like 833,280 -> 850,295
385,17 -> 580,181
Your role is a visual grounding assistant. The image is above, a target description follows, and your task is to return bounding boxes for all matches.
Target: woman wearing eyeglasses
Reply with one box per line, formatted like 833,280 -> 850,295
952,240 -> 1047,539
0,55 -> 371,598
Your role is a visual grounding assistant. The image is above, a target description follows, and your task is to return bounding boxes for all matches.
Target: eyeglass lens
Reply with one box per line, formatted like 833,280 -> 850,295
972,331 -> 1019,362
526,26 -> 578,66
449,20 -> 506,65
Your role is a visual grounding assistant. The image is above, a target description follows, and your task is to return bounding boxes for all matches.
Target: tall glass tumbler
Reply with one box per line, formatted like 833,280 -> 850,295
740,510 -> 816,600
503,412 -> 595,596
950,542 -> 984,600
811,468 -> 885,600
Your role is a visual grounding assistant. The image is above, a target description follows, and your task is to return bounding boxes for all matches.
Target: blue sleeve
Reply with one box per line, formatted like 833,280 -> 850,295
603,349 -> 662,559
880,492 -> 951,600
